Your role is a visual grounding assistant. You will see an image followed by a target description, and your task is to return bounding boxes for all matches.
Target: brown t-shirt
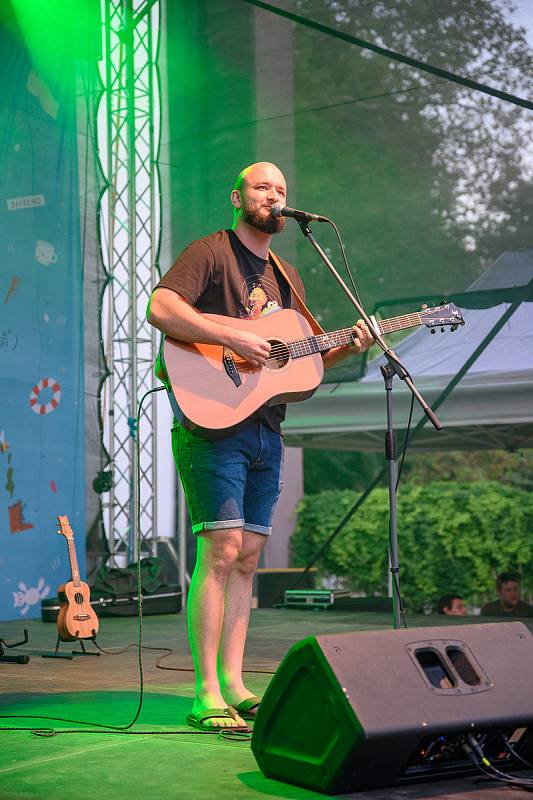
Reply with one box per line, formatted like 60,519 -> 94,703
154,228 -> 306,436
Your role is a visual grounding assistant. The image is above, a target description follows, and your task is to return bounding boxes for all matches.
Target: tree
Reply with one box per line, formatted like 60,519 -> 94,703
304,448 -> 533,495
286,0 -> 533,332
291,481 -> 533,612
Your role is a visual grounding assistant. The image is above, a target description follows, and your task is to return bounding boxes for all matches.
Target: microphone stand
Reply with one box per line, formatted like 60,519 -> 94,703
296,220 -> 442,629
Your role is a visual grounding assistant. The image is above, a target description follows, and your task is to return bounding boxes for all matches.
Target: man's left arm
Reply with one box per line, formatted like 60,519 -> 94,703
322,320 -> 374,369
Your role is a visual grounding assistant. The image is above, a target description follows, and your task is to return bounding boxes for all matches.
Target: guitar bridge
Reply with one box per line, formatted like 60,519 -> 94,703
223,349 -> 242,387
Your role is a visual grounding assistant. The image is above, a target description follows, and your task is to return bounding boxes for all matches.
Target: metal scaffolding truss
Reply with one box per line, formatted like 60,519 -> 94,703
98,0 -> 161,564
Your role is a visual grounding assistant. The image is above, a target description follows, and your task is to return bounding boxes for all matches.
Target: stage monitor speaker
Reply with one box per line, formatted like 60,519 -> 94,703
251,622 -> 533,794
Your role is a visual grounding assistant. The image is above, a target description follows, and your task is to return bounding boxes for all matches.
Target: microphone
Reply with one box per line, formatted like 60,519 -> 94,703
271,203 -> 329,224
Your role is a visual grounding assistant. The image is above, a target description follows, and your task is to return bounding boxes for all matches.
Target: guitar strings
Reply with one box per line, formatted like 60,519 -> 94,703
240,306 -> 448,364
258,310 -> 425,360
67,535 -> 94,628
66,535 -> 91,626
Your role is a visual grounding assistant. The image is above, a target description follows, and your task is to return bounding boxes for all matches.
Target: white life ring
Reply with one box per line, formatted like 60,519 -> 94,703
29,378 -> 61,415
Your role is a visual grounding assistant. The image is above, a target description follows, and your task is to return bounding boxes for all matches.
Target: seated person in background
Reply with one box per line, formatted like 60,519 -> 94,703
437,594 -> 467,616
480,572 -> 533,617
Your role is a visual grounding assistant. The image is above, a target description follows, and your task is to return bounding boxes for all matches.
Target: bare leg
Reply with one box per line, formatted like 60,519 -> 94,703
187,528 -> 246,728
218,531 -> 267,707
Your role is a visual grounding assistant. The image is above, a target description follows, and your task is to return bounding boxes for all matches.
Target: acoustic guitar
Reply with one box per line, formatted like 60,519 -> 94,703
163,303 -> 464,430
56,514 -> 99,641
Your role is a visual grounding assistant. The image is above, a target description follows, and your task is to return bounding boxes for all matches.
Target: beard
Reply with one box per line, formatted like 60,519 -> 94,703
242,199 -> 285,234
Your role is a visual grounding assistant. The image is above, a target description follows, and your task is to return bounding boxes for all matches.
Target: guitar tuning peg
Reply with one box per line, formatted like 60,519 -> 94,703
451,325 -> 457,332
431,328 -> 436,334
421,303 -> 428,309
440,327 -> 445,333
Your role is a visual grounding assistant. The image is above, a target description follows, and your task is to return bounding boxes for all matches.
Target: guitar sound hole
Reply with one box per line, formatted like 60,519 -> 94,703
265,339 -> 290,371
75,592 -> 84,604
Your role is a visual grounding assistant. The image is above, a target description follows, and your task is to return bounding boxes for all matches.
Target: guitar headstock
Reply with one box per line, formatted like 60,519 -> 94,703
420,303 -> 465,332
57,514 -> 73,539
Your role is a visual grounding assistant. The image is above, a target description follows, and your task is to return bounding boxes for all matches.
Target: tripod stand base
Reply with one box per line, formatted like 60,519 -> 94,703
42,635 -> 101,660
0,629 -> 30,663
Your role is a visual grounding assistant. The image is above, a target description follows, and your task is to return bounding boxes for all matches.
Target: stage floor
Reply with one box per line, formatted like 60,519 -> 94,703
1,609 -> 532,800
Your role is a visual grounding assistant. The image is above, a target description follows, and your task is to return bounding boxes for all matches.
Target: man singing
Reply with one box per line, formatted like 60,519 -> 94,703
147,162 -> 373,730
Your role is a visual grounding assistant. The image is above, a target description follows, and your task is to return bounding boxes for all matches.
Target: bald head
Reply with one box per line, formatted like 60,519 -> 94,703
231,162 -> 287,235
233,162 -> 286,193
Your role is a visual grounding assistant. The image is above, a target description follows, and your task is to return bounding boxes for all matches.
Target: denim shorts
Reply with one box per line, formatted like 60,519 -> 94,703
172,421 -> 284,536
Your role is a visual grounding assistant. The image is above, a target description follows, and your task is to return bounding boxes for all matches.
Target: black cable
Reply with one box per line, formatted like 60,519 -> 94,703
292,214 -> 412,624
310,222 -> 411,376
396,392 -> 415,490
90,639 -> 276,675
502,733 -> 533,771
0,387 -> 242,738
468,753 -> 533,791
241,0 -> 533,111
463,734 -> 533,790
0,391 -> 152,734
153,648 -> 276,674
326,218 -> 364,309
317,213 -> 410,374
158,53 -> 533,156
475,761 -> 533,791
389,564 -> 407,630
91,639 -> 172,658
482,759 -> 533,786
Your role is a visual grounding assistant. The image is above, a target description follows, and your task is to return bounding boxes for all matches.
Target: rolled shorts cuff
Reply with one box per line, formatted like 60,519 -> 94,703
243,523 -> 272,536
191,518 -> 244,534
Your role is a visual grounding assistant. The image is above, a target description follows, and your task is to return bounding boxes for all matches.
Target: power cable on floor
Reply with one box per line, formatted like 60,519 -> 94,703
0,387 -> 250,740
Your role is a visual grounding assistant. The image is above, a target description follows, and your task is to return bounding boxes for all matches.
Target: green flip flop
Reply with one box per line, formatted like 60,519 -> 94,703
233,695 -> 262,720
186,705 -> 250,732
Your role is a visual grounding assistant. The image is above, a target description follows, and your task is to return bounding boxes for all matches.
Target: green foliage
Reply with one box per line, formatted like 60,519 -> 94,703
303,449 -> 382,494
303,448 -> 533,494
402,450 -> 533,492
290,481 -> 533,612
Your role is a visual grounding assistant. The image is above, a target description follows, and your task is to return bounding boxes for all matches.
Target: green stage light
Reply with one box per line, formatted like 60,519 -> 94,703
10,0 -> 101,85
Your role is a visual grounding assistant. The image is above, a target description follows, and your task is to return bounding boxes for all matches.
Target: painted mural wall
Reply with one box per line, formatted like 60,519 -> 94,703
0,20 -> 84,621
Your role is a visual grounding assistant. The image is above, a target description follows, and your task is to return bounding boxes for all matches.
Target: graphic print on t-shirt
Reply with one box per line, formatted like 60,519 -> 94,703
239,273 -> 283,320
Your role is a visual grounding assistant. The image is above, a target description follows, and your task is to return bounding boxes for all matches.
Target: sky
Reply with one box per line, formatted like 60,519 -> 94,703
505,0 -> 533,47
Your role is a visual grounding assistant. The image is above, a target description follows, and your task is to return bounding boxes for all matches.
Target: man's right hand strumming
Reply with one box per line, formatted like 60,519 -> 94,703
226,329 -> 271,367
147,287 -> 271,367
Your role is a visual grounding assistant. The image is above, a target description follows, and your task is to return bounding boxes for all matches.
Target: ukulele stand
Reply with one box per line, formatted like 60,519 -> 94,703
42,634 -> 101,660
0,629 -> 30,664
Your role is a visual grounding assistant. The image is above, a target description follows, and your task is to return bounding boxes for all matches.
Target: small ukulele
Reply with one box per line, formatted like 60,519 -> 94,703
56,514 -> 99,641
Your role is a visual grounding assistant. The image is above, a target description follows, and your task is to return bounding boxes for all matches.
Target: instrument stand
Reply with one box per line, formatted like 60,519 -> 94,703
42,634 -> 101,660
0,629 -> 30,664
297,220 -> 442,629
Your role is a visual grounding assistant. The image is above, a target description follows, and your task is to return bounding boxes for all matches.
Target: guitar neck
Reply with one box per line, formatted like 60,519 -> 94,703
65,537 -> 81,587
290,311 -> 423,358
